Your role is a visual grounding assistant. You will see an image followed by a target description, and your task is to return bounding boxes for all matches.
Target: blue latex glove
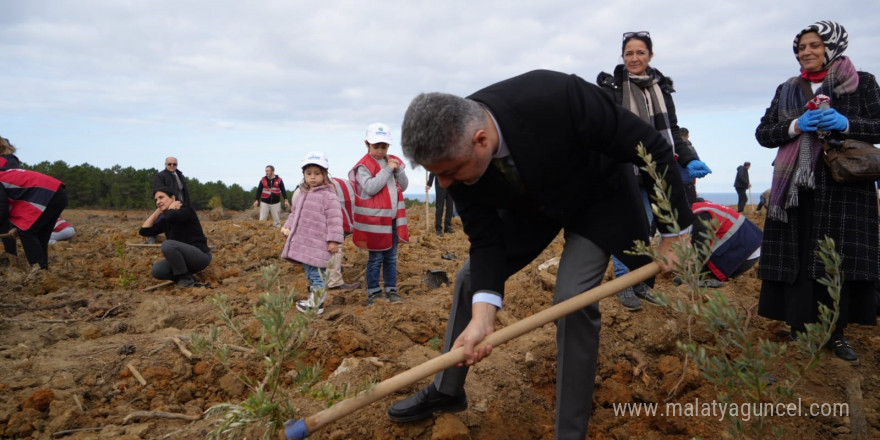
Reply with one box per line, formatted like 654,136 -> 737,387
686,160 -> 712,179
817,108 -> 849,131
797,109 -> 822,132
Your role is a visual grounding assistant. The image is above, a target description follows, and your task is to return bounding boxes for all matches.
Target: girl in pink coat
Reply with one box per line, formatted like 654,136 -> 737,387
281,152 -> 344,315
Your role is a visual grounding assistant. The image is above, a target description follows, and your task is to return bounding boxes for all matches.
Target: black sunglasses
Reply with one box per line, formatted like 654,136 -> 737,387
623,31 -> 650,39
167,163 -> 178,166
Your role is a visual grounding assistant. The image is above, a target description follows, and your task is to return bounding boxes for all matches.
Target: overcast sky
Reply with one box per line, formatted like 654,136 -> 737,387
2,0 -> 878,198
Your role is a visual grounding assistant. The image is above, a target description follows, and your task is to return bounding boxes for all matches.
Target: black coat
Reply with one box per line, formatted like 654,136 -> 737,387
756,71 -> 880,282
138,205 -> 209,253
733,165 -> 750,189
596,65 -> 697,166
153,169 -> 191,206
448,70 -> 695,297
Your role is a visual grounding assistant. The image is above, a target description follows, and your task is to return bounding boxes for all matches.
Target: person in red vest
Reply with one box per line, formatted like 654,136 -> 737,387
349,122 -> 409,306
0,135 -> 21,170
253,165 -> 290,227
0,169 -> 68,270
49,218 -> 76,244
0,135 -> 22,258
691,199 -> 762,284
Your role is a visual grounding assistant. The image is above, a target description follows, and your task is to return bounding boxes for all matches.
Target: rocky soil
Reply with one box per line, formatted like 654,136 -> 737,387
0,206 -> 878,439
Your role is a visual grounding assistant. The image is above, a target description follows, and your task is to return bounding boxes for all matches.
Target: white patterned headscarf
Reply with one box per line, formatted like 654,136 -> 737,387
792,21 -> 848,69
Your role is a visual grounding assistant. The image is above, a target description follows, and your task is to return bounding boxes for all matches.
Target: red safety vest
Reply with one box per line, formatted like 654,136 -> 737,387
54,218 -> 72,233
692,201 -> 762,281
349,154 -> 409,250
331,177 -> 355,235
0,169 -> 64,231
260,176 -> 282,199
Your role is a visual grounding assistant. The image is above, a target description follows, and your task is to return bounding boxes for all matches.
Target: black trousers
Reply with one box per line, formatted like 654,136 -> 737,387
19,188 -> 68,269
682,181 -> 697,206
735,187 -> 748,212
434,185 -> 455,232
1,221 -> 16,255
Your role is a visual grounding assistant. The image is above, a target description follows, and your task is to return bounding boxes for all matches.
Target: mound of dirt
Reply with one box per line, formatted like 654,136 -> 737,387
0,207 -> 877,439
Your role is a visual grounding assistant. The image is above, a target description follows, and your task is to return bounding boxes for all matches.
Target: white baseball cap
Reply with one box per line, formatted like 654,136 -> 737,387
301,151 -> 329,170
365,122 -> 393,145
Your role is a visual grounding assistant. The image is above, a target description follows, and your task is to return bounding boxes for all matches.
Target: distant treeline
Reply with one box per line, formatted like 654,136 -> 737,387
24,160 -> 255,211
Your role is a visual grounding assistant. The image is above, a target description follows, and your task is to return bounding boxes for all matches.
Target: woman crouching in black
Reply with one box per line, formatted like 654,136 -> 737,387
139,187 -> 211,287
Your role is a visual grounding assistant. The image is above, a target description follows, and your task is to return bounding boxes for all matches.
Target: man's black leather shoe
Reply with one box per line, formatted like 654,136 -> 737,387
387,384 -> 467,422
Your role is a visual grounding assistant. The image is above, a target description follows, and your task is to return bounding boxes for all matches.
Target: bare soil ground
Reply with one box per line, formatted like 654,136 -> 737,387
1,207 -> 878,440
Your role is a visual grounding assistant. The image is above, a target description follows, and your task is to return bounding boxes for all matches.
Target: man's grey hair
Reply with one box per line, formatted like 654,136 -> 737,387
400,92 -> 485,167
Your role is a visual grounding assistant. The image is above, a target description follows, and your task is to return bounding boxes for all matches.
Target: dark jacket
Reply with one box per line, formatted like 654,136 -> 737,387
0,154 -> 20,170
138,205 -> 209,253
448,70 -> 695,297
733,165 -> 750,189
756,71 -> 880,282
153,169 -> 191,206
596,65 -> 696,166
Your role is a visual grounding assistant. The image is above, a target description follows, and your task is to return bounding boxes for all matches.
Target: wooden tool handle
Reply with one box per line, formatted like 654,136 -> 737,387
288,262 -> 661,438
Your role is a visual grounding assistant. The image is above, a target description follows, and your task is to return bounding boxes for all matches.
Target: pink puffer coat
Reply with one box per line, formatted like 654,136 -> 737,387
280,184 -> 344,268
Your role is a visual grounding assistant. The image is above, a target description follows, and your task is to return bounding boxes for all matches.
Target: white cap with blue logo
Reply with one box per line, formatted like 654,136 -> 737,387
365,122 -> 393,145
301,151 -> 329,170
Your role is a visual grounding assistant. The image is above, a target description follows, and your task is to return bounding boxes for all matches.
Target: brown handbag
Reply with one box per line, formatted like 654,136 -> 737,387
821,136 -> 880,183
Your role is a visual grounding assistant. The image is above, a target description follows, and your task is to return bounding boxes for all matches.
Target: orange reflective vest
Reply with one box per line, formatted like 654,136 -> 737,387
349,154 -> 409,250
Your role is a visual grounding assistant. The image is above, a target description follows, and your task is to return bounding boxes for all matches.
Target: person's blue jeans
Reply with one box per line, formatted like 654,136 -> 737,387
303,264 -> 326,290
640,187 -> 653,230
303,263 -> 327,306
611,255 -> 630,278
366,226 -> 398,294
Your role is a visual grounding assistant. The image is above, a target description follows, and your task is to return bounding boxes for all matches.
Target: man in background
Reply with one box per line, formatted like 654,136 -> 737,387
734,161 -> 751,212
756,188 -> 771,212
426,172 -> 455,236
253,165 -> 290,227
678,127 -> 710,204
148,157 -> 190,244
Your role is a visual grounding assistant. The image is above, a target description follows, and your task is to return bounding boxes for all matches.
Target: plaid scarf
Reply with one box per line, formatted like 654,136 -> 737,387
767,56 -> 859,222
622,72 -> 675,149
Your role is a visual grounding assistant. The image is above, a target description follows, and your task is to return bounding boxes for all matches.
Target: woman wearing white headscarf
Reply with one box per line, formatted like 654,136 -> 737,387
755,21 -> 880,363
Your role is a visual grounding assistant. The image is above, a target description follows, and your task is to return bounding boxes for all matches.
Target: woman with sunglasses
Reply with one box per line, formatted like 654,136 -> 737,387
597,31 -> 711,311
755,21 -> 880,364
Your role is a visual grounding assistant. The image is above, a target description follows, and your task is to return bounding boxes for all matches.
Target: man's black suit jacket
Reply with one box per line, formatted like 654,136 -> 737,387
153,169 -> 191,206
448,70 -> 695,298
